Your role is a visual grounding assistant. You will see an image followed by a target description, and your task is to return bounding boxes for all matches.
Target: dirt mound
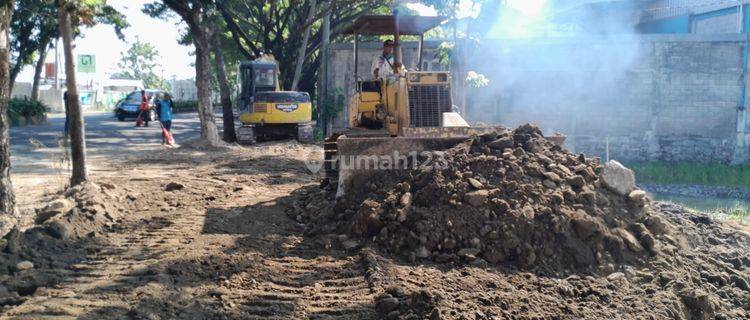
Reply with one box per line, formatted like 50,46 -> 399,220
294,124 -> 673,271
39,182 -> 123,240
0,182 -> 126,308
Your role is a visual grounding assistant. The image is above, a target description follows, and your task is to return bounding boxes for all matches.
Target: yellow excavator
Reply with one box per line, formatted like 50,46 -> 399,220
325,15 -> 503,198
236,59 -> 314,144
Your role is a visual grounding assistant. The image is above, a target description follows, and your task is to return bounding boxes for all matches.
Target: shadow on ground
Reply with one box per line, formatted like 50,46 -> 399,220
72,185 -> 376,319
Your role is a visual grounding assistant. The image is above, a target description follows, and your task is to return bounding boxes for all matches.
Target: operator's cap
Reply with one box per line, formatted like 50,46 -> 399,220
383,39 -> 394,47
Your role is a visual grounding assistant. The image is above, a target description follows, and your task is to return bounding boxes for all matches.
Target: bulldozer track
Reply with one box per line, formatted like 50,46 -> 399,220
239,250 -> 378,319
4,194 -> 378,319
4,208 -> 204,319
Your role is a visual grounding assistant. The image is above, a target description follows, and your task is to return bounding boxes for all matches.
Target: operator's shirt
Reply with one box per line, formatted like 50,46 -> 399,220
371,54 -> 394,79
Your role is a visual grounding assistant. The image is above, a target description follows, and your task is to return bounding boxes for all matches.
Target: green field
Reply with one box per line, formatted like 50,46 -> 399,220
627,162 -> 750,188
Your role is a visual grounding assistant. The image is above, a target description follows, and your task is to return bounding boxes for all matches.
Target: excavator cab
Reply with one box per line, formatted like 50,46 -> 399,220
237,60 -> 280,113
236,59 -> 314,144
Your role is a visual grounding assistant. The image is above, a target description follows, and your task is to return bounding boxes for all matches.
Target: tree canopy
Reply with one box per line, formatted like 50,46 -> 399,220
218,0 -> 393,93
112,38 -> 169,90
9,0 -> 128,91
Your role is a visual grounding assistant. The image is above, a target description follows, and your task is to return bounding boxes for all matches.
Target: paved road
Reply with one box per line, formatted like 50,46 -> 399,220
10,111 -> 207,174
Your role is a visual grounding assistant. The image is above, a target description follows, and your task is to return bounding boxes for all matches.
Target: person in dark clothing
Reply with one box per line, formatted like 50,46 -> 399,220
63,91 -> 70,138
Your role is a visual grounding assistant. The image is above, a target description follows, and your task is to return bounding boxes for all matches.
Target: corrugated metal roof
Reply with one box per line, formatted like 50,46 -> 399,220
343,15 -> 447,35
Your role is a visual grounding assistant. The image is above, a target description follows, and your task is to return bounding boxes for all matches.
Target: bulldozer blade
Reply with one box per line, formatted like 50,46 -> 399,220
332,126 -> 508,198
334,136 -> 469,198
330,126 -> 567,198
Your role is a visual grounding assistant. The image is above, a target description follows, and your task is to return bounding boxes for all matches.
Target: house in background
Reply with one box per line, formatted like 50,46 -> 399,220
551,0 -> 750,34
167,78 -> 198,101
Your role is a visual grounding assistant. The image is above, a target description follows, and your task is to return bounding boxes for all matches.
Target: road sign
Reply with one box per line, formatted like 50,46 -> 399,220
45,63 -> 55,79
77,54 -> 95,73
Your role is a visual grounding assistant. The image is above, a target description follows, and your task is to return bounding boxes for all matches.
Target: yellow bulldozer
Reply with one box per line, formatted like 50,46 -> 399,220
324,15 -> 503,197
236,59 -> 314,144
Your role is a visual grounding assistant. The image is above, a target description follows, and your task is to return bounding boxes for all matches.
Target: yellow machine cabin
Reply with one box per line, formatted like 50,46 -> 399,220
236,60 -> 313,144
343,15 -> 464,137
349,71 -> 456,135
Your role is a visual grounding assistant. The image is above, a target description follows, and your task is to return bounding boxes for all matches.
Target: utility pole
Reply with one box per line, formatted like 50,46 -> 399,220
320,0 -> 330,135
54,37 -> 59,90
291,0 -> 317,91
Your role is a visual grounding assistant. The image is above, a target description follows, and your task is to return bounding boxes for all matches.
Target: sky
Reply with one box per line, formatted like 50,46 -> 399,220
16,0 -> 548,85
17,0 -> 194,83
406,0 -> 548,18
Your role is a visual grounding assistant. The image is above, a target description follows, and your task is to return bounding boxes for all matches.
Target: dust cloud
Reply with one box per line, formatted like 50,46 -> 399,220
460,1 -> 645,139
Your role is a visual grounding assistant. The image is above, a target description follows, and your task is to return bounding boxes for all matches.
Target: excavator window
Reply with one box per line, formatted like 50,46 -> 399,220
254,68 -> 276,87
360,80 -> 381,93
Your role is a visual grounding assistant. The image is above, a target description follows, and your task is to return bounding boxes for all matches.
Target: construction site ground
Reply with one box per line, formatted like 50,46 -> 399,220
1,139 -> 749,319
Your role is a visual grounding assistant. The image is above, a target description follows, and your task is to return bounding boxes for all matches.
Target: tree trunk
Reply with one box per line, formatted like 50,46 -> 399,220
291,0 -> 317,91
31,42 -> 48,102
211,32 -> 235,143
0,0 -> 14,216
59,1 -> 87,186
162,1 -> 219,145
192,25 -> 219,145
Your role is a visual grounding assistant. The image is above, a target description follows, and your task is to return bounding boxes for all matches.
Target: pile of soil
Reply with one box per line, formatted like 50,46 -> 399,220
294,124 -> 667,271
291,124 -> 750,318
40,182 -> 124,240
0,182 -> 125,308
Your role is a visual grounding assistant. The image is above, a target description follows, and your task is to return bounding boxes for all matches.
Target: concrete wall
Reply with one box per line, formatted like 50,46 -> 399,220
463,33 -> 750,164
12,82 -> 65,112
324,34 -> 750,164
168,79 -> 198,101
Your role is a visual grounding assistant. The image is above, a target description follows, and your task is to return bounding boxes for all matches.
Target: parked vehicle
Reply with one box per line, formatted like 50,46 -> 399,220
114,89 -> 165,121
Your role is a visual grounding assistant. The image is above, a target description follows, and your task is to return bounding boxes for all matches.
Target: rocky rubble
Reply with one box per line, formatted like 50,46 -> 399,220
375,287 -> 441,320
294,124 -> 670,271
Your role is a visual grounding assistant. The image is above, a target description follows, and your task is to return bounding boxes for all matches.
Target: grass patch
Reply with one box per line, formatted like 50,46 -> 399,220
728,208 -> 750,221
173,100 -> 198,113
627,162 -> 750,188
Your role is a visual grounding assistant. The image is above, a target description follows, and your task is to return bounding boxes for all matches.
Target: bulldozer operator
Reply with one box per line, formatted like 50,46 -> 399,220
371,39 -> 396,79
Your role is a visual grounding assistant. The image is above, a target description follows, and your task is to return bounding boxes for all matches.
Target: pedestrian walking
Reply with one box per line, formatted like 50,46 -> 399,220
136,90 -> 150,127
156,93 -> 175,146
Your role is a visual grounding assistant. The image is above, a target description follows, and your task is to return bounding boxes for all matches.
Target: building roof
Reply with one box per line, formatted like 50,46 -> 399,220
240,60 -> 277,68
343,15 -> 447,35
550,0 -> 651,23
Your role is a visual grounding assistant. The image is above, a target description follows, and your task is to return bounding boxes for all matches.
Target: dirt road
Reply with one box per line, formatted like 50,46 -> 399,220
3,142 -> 385,319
